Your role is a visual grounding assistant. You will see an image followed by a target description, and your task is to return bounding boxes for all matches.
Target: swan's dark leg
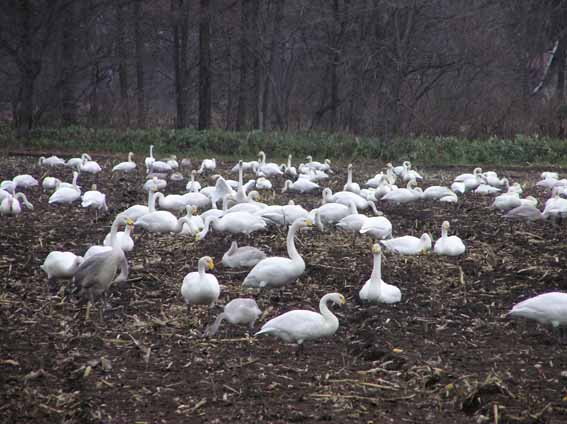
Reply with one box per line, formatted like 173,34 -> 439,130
295,342 -> 304,358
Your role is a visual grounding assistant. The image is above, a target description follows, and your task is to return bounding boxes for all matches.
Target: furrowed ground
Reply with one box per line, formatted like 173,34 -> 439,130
1,153 -> 567,423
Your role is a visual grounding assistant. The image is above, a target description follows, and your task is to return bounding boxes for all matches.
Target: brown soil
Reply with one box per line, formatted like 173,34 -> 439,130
2,154 -> 567,423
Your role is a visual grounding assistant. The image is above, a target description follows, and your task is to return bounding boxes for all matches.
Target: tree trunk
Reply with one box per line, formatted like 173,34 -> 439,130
261,0 -> 284,130
225,33 -> 233,130
117,2 -> 130,126
15,0 -> 39,138
173,0 -> 190,129
61,1 -> 78,126
198,0 -> 211,129
134,0 -> 146,128
250,0 -> 260,129
556,37 -> 566,102
236,0 -> 250,130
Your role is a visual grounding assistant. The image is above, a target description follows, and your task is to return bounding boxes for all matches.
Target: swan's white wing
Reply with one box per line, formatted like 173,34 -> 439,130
257,310 -> 324,342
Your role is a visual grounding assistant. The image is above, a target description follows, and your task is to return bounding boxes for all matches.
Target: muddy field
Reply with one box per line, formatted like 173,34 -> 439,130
2,152 -> 567,424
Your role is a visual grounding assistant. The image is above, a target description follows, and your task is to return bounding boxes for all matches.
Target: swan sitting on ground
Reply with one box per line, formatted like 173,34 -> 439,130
222,241 -> 267,268
113,152 -> 136,172
205,298 -> 262,337
41,251 -> 84,289
49,174 -> 81,205
42,176 -> 61,191
322,188 -> 380,214
13,174 -> 38,189
39,155 -> 66,167
242,217 -> 312,290
343,163 -> 361,194
359,216 -> 393,240
81,184 -> 108,215
196,211 -> 267,240
433,221 -> 465,256
255,292 -> 345,355
359,244 -> 401,304
380,233 -> 432,255
181,256 -> 220,313
282,179 -> 319,194
103,222 -> 134,252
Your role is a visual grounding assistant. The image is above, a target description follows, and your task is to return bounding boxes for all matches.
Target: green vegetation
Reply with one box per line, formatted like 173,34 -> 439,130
1,124 -> 567,166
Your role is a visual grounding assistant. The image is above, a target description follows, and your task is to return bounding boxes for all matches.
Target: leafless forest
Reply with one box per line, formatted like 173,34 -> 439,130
1,1 -> 566,139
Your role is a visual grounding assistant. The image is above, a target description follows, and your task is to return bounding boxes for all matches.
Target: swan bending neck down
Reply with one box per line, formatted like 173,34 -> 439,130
242,217 -> 312,289
255,292 -> 345,355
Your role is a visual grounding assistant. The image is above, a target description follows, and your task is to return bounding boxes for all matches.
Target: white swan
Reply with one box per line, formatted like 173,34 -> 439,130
491,193 -> 521,211
258,202 -> 309,226
0,180 -> 16,194
186,170 -> 202,192
255,177 -> 273,190
41,251 -> 84,284
113,152 -> 136,172
198,158 -> 216,174
504,205 -> 545,222
322,188 -> 380,214
135,208 -> 191,234
81,184 -> 108,214
359,244 -> 401,304
119,189 -> 156,222
508,292 -> 567,340
179,206 -> 205,235
42,176 -> 61,191
256,151 -> 283,177
454,167 -> 482,182
434,221 -> 465,256
66,153 -> 91,169
77,156 -> 102,174
0,193 -> 33,216
73,215 -> 132,318
359,216 -> 393,240
541,171 -> 559,180
423,185 -> 455,200
380,233 -> 432,255
343,163 -> 361,194
197,211 -> 267,240
255,292 -> 345,355
336,200 -> 367,242
381,180 -> 422,204
103,222 -> 134,252
282,154 -> 297,178
38,155 -> 66,167
222,241 -> 267,268
205,298 -> 262,337
145,144 -> 155,169
282,179 -> 319,194
242,217 -> 312,289
308,203 -> 350,228
181,256 -> 220,312
143,176 -> 167,192
304,156 -> 332,172
13,174 -> 38,189
393,161 -> 411,176
155,192 -> 188,212
49,175 -> 81,205
56,171 -> 81,190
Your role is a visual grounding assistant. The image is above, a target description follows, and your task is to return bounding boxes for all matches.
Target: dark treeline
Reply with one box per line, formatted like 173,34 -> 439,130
1,0 -> 566,139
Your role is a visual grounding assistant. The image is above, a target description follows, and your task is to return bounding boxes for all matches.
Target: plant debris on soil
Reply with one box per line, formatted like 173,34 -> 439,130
2,152 -> 567,423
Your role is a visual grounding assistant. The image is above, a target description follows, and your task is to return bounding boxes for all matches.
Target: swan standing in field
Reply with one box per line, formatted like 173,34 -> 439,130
380,233 -> 432,255
242,217 -> 312,290
434,221 -> 465,256
66,153 -> 91,169
41,251 -> 84,291
359,216 -> 393,240
282,154 -> 297,178
77,156 -> 102,174
13,174 -> 38,189
103,222 -> 134,252
38,155 -> 66,167
181,256 -> 220,315
73,215 -> 133,320
205,298 -> 262,337
186,170 -> 202,192
119,189 -> 156,222
222,241 -> 267,268
359,244 -> 401,304
0,192 -> 33,216
198,158 -> 216,174
343,163 -> 361,194
508,292 -> 567,341
56,171 -> 81,190
145,144 -> 156,170
42,176 -> 61,191
81,184 -> 108,219
256,151 -> 283,177
49,175 -> 82,205
113,152 -> 136,172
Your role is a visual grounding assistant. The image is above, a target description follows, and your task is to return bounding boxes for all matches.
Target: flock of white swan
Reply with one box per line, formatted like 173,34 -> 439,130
2,146 -> 567,352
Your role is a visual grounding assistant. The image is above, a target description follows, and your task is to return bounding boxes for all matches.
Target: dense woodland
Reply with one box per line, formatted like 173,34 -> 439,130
1,0 -> 566,140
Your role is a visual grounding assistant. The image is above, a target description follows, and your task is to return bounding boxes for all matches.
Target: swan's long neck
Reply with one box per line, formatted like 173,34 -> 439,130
200,216 -> 218,239
148,190 -> 157,212
14,192 -> 32,208
282,180 -> 291,193
155,192 -> 164,208
150,145 -> 154,159
371,252 -> 382,295
228,241 -> 238,255
128,152 -> 134,162
318,294 -> 339,325
286,221 -> 303,262
208,312 -> 226,336
287,155 -> 292,168
259,152 -> 266,165
175,217 -> 190,233
197,258 -> 207,275
238,164 -> 243,188
110,218 -> 122,248
72,172 -> 79,189
347,166 -> 353,185
441,226 -> 448,239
